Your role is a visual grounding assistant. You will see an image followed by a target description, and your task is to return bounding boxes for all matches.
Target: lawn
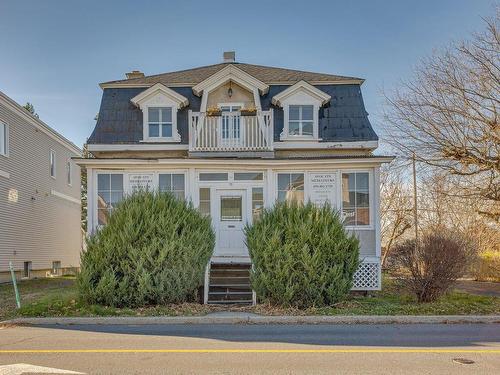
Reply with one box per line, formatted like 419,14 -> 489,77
1,277 -> 499,321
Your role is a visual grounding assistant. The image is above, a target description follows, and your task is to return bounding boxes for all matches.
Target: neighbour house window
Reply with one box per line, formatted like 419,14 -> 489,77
199,188 -> 211,217
50,150 -> 56,178
277,173 -> 304,204
159,173 -> 185,200
52,261 -> 61,276
148,107 -> 172,138
252,187 -> 264,222
23,261 -> 32,278
288,105 -> 313,137
342,172 -> 370,226
199,172 -> 228,181
66,160 -> 72,185
97,173 -> 124,225
0,122 -> 7,156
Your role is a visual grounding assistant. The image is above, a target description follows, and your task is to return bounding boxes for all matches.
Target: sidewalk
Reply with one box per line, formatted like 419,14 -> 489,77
3,312 -> 500,326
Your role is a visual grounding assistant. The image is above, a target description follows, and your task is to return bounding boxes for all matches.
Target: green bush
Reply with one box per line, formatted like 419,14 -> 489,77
245,202 -> 360,308
78,191 -> 214,307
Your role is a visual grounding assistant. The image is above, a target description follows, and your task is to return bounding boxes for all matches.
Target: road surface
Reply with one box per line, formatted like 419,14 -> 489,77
0,323 -> 499,374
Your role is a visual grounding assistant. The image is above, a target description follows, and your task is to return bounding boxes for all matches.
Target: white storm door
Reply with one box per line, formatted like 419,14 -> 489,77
214,189 -> 248,257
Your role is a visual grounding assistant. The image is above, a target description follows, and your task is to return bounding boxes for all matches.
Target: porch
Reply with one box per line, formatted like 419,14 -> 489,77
188,110 -> 274,153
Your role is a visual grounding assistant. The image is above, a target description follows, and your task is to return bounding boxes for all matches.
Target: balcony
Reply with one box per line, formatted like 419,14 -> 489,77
189,110 -> 273,153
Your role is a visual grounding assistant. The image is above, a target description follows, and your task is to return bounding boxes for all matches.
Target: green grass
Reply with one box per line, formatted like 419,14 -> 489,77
1,277 -> 499,320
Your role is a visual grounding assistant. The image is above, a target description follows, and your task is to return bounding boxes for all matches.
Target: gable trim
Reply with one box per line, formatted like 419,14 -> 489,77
130,83 -> 189,108
272,80 -> 331,107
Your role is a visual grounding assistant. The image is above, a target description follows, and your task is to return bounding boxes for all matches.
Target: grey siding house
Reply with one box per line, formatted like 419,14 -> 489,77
77,52 -> 392,304
0,91 -> 82,282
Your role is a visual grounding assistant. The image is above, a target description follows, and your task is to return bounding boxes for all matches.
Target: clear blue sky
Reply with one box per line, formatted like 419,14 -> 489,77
0,0 -> 496,147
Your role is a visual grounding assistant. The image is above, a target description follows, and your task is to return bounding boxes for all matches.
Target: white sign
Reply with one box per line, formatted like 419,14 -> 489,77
128,173 -> 154,192
309,172 -> 336,207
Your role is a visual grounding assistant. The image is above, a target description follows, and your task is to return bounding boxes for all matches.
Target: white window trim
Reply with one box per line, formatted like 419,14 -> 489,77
282,102 -> 320,141
66,159 -> 72,186
339,169 -> 374,230
275,171 -> 306,204
0,121 -> 9,157
49,149 -> 56,179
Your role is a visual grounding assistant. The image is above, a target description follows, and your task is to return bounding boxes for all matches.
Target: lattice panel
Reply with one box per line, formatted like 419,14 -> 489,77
352,262 -> 380,290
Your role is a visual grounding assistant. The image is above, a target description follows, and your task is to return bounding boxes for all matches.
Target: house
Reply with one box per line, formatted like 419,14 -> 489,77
77,52 -> 392,304
0,91 -> 82,282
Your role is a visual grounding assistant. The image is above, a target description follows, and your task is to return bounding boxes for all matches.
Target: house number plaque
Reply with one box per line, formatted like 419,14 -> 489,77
128,173 -> 154,192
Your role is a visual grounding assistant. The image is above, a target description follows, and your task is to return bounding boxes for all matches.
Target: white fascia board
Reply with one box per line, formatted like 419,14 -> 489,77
0,91 -> 81,155
51,189 -> 81,205
192,65 -> 269,96
130,83 -> 189,108
272,80 -> 331,107
87,144 -> 189,152
273,140 -> 379,150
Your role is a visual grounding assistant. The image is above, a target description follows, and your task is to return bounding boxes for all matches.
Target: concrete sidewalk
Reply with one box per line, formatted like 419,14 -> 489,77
3,313 -> 500,326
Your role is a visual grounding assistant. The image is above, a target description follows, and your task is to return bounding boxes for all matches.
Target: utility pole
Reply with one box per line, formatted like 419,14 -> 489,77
412,153 -> 419,246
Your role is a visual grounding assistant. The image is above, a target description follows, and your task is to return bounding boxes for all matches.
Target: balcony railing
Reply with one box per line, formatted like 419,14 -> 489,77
189,110 -> 273,152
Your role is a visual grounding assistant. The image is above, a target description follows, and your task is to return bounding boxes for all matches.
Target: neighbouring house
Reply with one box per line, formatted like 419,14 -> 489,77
77,52 -> 392,304
0,91 -> 82,282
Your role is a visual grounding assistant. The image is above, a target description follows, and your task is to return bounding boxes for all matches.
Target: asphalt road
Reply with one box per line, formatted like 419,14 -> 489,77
0,323 -> 499,374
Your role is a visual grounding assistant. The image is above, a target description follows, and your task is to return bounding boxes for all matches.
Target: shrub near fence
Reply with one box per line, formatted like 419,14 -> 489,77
78,191 -> 214,307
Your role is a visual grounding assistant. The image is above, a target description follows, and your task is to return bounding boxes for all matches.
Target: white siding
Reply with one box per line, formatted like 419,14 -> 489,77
0,97 -> 81,272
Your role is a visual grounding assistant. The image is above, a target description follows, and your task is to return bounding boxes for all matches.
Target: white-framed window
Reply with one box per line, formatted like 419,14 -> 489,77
341,172 -> 370,226
0,121 -> 8,157
49,149 -> 56,178
199,187 -> 211,217
288,105 -> 314,137
66,159 -> 72,185
252,187 -> 264,222
23,261 -> 32,278
97,173 -> 124,225
52,261 -> 61,276
148,107 -> 173,138
277,173 -> 304,204
159,173 -> 185,200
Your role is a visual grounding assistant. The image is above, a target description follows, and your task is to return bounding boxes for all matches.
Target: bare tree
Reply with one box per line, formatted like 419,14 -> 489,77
384,12 -> 500,221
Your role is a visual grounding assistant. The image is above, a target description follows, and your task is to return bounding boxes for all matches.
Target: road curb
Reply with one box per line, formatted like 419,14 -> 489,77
2,315 -> 500,326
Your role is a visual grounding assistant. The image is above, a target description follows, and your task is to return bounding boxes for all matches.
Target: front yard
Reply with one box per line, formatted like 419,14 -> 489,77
1,277 -> 499,321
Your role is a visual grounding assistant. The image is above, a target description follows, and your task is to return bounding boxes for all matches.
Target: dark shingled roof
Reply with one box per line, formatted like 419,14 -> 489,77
101,63 -> 363,86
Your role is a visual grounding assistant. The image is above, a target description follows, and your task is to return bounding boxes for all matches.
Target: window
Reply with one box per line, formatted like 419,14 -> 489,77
234,172 -> 263,181
159,173 -> 185,200
199,172 -> 228,181
52,261 -> 61,276
342,172 -> 370,226
0,122 -> 7,156
97,173 -> 123,225
288,105 -> 313,137
49,150 -> 56,178
220,196 -> 242,221
220,105 -> 241,140
252,187 -> 264,222
277,173 -> 304,204
23,261 -> 32,278
66,160 -> 72,185
148,107 -> 173,138
199,188 -> 211,217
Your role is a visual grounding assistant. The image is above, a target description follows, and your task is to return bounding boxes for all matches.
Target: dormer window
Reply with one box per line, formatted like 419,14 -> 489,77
148,107 -> 173,138
289,105 -> 314,137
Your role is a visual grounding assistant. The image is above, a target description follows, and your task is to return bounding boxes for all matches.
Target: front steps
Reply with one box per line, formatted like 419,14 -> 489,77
207,263 -> 253,305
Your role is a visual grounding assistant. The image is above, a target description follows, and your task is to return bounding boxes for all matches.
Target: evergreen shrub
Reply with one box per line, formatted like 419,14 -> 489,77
245,202 -> 360,308
78,191 -> 214,307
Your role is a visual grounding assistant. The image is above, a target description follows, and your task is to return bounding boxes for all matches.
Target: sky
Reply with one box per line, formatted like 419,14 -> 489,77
0,0 -> 496,148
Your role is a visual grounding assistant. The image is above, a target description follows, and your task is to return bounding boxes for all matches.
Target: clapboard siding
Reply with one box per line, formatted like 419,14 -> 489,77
0,95 -> 81,272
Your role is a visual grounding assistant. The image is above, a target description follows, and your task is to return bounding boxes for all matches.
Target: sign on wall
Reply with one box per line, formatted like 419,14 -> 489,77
309,172 -> 336,207
128,173 -> 154,193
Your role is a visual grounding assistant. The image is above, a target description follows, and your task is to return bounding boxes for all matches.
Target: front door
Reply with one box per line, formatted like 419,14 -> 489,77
214,189 -> 248,258
220,104 -> 241,145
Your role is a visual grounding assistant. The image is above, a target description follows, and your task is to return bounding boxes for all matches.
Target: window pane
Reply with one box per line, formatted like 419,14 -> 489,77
301,105 -> 313,120
199,187 -> 210,201
356,191 -> 369,207
302,122 -> 313,136
199,188 -> 211,217
159,174 -> 171,192
161,124 -> 172,137
291,173 -> 304,191
234,172 -> 263,181
148,108 -> 159,122
356,208 -> 370,225
149,124 -> 159,137
97,174 -> 110,191
199,201 -> 211,216
161,107 -> 172,122
0,123 -> 5,155
172,174 -> 185,191
343,208 -> 356,225
356,172 -> 369,190
277,191 -> 287,202
221,196 -> 242,221
289,122 -> 300,135
98,209 -> 110,226
98,191 -> 110,207
252,187 -> 264,222
110,174 -> 123,190
342,172 -> 370,226
289,105 -> 300,120
110,192 -> 123,207
278,174 -> 290,191
199,173 -> 228,181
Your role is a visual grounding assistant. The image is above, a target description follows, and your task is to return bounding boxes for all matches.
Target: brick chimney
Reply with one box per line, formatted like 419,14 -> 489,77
223,51 -> 236,63
125,70 -> 145,79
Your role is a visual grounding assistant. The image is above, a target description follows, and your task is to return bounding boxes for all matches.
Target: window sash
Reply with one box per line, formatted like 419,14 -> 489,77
50,150 -> 56,177
277,173 -> 304,204
288,105 -> 314,137
66,160 -> 72,185
148,107 -> 173,138
159,173 -> 185,199
97,173 -> 124,225
342,172 -> 370,226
